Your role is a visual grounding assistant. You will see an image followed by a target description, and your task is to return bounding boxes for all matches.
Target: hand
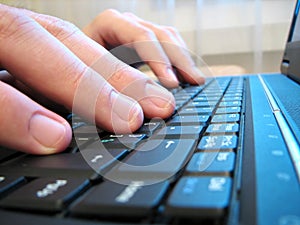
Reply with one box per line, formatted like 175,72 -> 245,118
0,5 -> 204,155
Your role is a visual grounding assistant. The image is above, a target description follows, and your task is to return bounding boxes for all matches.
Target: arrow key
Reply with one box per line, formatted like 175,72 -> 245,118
110,139 -> 197,180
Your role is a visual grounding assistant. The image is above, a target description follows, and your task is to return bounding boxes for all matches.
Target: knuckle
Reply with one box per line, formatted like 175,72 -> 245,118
108,64 -> 130,85
135,26 -> 156,40
165,25 -> 178,33
60,60 -> 87,90
0,7 -> 34,41
40,16 -> 80,41
100,8 -> 121,18
123,11 -> 135,18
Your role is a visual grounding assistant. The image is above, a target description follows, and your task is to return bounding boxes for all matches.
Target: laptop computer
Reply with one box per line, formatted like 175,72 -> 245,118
0,1 -> 299,225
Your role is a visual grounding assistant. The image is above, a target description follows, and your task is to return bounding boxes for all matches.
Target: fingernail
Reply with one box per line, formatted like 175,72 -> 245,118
193,67 -> 206,84
166,68 -> 179,87
145,82 -> 175,108
29,114 -> 68,152
110,91 -> 143,123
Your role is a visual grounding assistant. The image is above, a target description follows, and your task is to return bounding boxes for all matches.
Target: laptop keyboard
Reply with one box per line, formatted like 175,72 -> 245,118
0,76 -> 245,224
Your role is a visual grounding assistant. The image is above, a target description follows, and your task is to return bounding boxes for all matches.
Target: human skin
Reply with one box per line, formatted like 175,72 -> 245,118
0,5 -> 204,155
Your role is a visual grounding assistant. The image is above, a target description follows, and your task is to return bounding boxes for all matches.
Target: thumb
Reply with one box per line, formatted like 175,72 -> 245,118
0,81 -> 72,155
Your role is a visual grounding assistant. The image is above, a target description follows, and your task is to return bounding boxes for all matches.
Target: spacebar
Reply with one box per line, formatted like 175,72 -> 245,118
106,139 -> 197,181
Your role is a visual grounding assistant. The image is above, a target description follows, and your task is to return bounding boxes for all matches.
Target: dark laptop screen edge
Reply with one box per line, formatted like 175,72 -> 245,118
281,0 -> 300,84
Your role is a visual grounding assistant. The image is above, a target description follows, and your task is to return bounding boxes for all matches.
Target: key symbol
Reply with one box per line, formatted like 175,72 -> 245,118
91,154 -> 103,163
165,141 -> 175,149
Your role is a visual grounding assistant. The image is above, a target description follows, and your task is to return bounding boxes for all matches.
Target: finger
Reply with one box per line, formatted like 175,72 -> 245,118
124,13 -> 205,85
83,9 -> 204,86
83,9 -> 180,88
91,55 -> 175,119
123,12 -> 188,48
28,9 -> 175,119
0,81 -> 72,154
0,5 -> 143,134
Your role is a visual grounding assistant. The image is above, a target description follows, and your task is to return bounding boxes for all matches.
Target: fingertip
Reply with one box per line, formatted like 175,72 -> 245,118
142,82 -> 175,119
106,91 -> 144,134
157,67 -> 179,89
192,67 -> 206,85
29,113 -> 72,154
178,66 -> 206,86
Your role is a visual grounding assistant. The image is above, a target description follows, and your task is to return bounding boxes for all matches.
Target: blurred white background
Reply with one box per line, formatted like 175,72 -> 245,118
1,0 -> 296,75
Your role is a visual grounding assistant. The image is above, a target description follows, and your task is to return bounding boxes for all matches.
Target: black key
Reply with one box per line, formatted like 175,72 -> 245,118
174,93 -> 194,101
168,115 -> 209,125
0,147 -> 20,163
182,86 -> 203,93
174,95 -> 191,101
219,101 -> 241,107
71,180 -> 169,217
216,106 -> 241,114
67,136 -> 99,153
193,96 -> 221,102
206,123 -> 239,133
4,146 -> 128,177
3,153 -> 93,176
198,135 -> 238,151
155,125 -> 204,139
186,152 -> 235,175
111,139 -> 197,181
211,114 -> 240,123
100,134 -> 146,149
224,93 -> 242,97
0,209 -> 111,225
0,178 -> 90,212
136,121 -> 162,136
73,125 -> 102,137
222,96 -> 242,101
81,142 -> 129,174
186,101 -> 218,108
71,121 -> 86,130
0,176 -> 26,196
175,100 -> 188,109
166,176 -> 232,218
179,107 -> 213,115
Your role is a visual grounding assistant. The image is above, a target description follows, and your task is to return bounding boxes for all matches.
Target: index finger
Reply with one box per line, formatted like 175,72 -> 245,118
83,9 -> 205,87
0,5 -> 143,133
